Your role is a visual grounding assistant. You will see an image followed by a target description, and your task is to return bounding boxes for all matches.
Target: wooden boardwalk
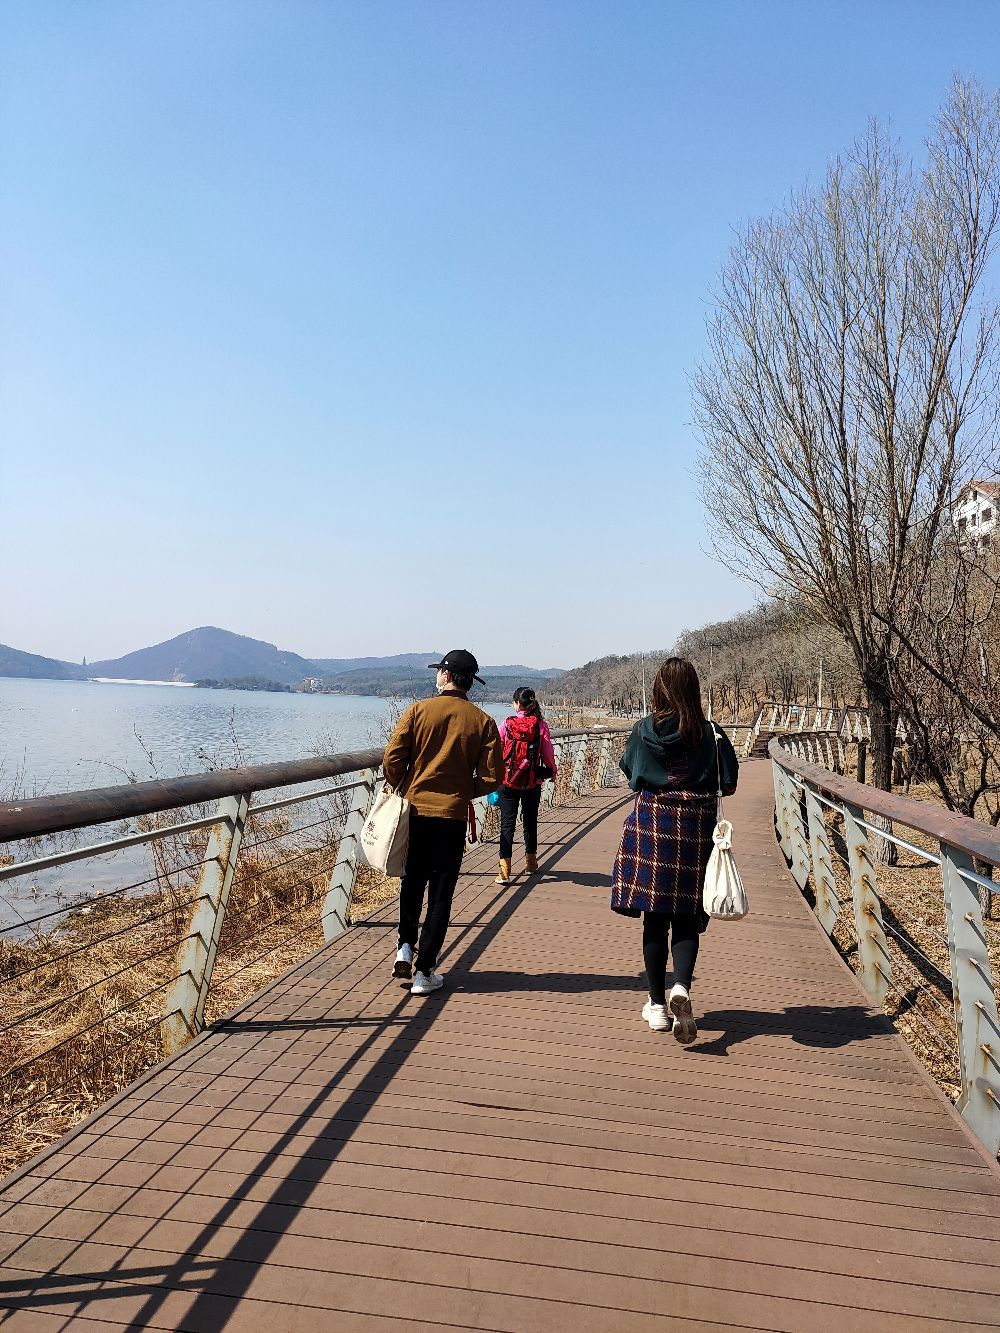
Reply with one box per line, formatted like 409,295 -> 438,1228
1,759 -> 999,1331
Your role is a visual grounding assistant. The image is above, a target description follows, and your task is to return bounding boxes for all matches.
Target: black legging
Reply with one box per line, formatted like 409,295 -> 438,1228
498,784 -> 542,860
642,911 -> 699,1005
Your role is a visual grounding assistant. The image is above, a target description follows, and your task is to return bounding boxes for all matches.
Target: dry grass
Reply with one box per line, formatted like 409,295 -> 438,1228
0,792 -> 347,1176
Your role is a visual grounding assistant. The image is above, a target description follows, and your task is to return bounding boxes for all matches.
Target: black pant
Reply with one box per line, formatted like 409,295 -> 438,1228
498,784 -> 543,860
397,813 -> 467,975
642,911 -> 700,1005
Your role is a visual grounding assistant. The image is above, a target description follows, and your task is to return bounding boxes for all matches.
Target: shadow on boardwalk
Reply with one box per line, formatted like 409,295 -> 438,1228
695,1004 -> 892,1056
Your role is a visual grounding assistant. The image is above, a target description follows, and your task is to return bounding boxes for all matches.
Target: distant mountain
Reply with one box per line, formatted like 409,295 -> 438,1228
84,627 -> 316,686
318,663 -> 561,700
0,628 -> 564,693
0,643 -> 81,681
311,652 -> 437,676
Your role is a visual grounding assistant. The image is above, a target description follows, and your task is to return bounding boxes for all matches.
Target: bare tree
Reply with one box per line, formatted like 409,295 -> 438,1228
693,78 -> 1000,829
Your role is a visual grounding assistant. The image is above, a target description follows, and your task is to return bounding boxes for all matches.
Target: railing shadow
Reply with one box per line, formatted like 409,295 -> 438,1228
0,792 -> 627,1325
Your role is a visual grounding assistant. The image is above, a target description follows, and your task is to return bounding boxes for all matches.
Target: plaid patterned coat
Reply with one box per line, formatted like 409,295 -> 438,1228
611,788 -> 716,921
610,714 -> 737,924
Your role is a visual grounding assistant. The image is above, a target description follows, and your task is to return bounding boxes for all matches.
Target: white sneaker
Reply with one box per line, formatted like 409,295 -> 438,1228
410,970 -> 444,996
393,944 -> 413,979
668,984 -> 697,1045
641,999 -> 670,1032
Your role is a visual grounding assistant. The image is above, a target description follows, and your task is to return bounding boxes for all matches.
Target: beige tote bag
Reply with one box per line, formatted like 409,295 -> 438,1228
360,784 -> 410,877
702,726 -> 748,921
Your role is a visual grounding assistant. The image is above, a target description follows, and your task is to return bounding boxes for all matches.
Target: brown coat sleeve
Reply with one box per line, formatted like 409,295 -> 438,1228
382,705 -> 415,791
472,718 -> 503,797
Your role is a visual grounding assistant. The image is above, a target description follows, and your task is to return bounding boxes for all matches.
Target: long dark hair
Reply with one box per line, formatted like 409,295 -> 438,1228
651,657 -> 705,748
513,686 -> 542,720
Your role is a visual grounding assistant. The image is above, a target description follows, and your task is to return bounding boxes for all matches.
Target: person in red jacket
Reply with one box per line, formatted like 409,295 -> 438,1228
495,687 -> 558,884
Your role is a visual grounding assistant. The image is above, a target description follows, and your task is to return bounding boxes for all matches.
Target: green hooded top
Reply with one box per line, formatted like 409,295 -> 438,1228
619,714 -> 739,795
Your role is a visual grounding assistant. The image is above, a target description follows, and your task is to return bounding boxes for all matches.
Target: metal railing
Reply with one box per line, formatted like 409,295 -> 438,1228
769,737 -> 1000,1157
0,724 -> 628,1169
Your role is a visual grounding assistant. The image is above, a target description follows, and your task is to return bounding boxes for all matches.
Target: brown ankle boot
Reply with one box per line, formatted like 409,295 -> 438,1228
525,853 -> 538,873
495,858 -> 511,884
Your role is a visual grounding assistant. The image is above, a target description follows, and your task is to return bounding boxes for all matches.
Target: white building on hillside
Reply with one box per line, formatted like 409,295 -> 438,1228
954,480 -> 999,548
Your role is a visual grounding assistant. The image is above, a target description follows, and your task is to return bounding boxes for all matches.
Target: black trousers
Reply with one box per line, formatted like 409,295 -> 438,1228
397,813 -> 467,975
642,911 -> 700,1005
498,784 -> 543,860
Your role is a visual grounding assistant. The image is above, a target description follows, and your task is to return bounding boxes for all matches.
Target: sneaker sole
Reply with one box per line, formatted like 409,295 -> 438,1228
669,993 -> 698,1045
392,961 -> 412,979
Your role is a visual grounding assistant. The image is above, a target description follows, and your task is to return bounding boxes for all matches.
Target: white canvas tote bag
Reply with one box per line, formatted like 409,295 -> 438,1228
359,784 -> 410,877
702,726 -> 748,921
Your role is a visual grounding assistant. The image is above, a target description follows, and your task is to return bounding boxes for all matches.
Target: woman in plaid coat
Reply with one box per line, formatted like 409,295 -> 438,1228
611,658 -> 738,1042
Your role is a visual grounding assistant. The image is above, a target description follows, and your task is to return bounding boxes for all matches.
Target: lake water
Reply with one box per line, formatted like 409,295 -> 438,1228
0,679 -> 520,931
0,677 -> 515,797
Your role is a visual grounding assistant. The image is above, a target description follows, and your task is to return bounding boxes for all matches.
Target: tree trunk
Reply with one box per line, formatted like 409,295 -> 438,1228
864,673 -> 898,867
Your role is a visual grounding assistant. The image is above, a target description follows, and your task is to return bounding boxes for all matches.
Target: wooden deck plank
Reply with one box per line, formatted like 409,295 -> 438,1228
1,760 -> 998,1329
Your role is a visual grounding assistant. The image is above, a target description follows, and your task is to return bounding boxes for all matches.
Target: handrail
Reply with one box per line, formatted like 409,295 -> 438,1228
0,723 -> 627,845
0,750 -> 385,843
769,736 -> 1000,868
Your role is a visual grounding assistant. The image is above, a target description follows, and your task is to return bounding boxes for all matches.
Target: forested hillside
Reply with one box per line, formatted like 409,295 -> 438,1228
548,600 -> 858,719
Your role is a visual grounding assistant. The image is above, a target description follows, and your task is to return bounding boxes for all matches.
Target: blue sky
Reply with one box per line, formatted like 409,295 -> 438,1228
3,1 -> 999,668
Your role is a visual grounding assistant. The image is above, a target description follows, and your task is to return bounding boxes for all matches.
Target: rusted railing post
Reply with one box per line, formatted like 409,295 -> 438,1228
843,801 -> 891,1005
322,769 -> 378,942
804,786 -> 839,936
163,793 -> 249,1054
940,842 -> 1000,1155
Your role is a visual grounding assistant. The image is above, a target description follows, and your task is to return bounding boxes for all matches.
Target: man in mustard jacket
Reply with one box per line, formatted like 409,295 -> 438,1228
383,649 -> 502,995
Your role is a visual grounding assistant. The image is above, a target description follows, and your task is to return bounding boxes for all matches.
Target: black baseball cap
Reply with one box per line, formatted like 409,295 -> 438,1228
428,649 -> 485,685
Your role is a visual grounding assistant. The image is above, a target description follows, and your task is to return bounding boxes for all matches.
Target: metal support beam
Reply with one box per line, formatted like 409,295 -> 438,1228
163,793 -> 249,1054
843,800 -> 891,1005
941,842 -> 1000,1156
322,769 -> 378,943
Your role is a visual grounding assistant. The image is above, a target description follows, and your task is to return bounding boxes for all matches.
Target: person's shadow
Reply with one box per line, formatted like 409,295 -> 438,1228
694,1003 -> 891,1056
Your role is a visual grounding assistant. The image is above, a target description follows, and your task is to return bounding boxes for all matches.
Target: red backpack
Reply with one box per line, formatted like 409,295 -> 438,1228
503,714 -> 543,789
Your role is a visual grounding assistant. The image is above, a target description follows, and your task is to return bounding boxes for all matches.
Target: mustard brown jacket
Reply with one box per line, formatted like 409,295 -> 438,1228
382,691 -> 503,819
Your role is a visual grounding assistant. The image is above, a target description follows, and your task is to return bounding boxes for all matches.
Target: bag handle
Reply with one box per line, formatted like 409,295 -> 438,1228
710,722 -> 725,824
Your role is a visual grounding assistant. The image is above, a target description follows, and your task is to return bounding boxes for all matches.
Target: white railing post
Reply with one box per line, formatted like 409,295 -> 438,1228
804,786 -> 840,936
940,842 -> 1000,1156
772,760 -> 792,856
163,792 -> 249,1054
843,800 -> 891,1006
783,777 -> 811,890
322,769 -> 378,942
